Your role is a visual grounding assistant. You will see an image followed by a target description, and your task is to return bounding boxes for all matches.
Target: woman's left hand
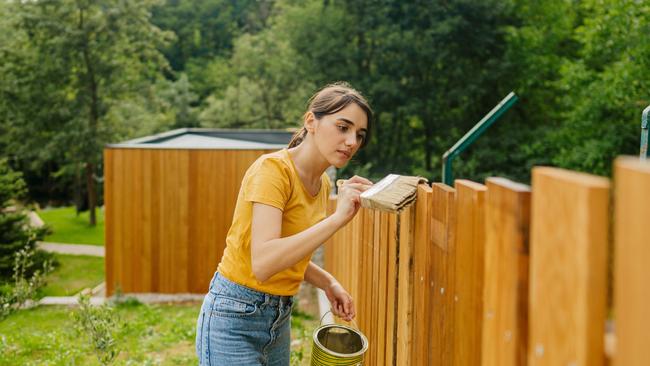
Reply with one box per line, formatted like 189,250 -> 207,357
325,281 -> 355,322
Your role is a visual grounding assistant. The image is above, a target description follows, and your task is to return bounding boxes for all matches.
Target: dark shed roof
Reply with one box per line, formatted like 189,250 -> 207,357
106,128 -> 294,150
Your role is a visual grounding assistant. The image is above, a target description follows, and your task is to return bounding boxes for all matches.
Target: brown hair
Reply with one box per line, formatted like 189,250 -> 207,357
288,81 -> 373,149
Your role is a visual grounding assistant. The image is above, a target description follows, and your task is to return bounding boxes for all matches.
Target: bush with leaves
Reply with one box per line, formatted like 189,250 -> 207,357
0,158 -> 54,281
73,294 -> 121,365
0,245 -> 53,319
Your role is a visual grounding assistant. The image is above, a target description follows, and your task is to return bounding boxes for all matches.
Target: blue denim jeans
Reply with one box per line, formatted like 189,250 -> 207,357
196,272 -> 293,365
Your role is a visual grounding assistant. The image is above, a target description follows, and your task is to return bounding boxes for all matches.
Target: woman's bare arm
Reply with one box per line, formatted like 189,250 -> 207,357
250,178 -> 370,282
251,203 -> 344,282
303,261 -> 336,290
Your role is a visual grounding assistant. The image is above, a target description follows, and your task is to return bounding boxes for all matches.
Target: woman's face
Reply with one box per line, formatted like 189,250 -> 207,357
310,103 -> 368,169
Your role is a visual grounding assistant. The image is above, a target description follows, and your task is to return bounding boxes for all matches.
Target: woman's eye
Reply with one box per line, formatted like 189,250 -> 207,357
337,125 -> 348,132
357,134 -> 365,141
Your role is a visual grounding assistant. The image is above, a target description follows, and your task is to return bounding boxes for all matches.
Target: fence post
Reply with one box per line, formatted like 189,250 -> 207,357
613,157 -> 650,365
430,183 -> 457,365
412,185 -> 433,365
528,167 -> 609,366
482,178 -> 531,366
453,180 -> 487,365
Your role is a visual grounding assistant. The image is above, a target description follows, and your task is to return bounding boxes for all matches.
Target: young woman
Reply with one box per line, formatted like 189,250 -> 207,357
195,82 -> 374,365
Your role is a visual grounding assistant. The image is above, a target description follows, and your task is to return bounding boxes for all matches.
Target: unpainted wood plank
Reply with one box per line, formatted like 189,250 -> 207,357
412,184 -> 432,365
481,178 -> 531,366
453,179 -> 487,366
613,157 -> 650,366
429,183 -> 456,365
528,167 -> 609,366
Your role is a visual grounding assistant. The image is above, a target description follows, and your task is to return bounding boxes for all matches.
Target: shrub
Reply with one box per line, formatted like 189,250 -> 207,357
0,158 -> 54,281
0,245 -> 53,319
73,294 -> 121,365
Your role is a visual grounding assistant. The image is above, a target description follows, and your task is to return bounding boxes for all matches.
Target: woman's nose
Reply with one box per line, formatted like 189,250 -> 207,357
345,133 -> 357,148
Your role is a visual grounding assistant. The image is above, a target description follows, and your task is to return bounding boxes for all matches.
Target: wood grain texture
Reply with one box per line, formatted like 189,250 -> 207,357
613,157 -> 650,366
482,178 -> 531,366
413,185 -> 433,365
396,205 -> 415,365
453,179 -> 488,366
528,167 -> 609,366
104,148 -> 274,295
430,183 -> 457,366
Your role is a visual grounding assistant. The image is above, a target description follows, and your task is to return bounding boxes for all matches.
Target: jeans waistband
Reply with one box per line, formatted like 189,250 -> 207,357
210,272 -> 293,307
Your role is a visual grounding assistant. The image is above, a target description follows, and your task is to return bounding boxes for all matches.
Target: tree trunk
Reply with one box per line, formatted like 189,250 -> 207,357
86,162 -> 96,226
80,6 -> 98,226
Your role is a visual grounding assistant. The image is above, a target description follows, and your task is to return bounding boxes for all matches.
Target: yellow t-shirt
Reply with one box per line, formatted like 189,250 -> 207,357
217,148 -> 332,296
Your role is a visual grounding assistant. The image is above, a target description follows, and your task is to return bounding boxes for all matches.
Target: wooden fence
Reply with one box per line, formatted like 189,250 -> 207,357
324,157 -> 650,365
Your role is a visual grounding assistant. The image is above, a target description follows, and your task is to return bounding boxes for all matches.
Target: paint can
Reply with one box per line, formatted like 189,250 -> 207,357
310,312 -> 368,365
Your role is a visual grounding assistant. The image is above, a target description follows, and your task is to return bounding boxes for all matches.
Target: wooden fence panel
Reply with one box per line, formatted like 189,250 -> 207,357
430,183 -> 457,366
613,157 -> 650,366
323,204 -> 400,365
453,180 -> 488,366
482,178 -> 531,366
528,167 -> 609,366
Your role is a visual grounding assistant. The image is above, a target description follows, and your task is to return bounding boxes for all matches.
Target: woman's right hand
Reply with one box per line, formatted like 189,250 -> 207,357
333,175 -> 373,225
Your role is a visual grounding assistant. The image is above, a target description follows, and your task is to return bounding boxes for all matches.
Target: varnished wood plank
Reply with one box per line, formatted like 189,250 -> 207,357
104,149 -> 114,296
396,205 -> 415,365
385,213 -> 398,365
377,212 -> 389,366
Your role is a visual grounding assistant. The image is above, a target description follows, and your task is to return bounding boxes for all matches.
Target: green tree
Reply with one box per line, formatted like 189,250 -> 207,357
547,0 -> 649,176
1,0 -> 173,225
152,0 -> 274,98
0,159 -> 52,281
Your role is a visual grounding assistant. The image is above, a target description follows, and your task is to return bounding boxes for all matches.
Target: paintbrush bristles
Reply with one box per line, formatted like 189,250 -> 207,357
360,175 -> 427,212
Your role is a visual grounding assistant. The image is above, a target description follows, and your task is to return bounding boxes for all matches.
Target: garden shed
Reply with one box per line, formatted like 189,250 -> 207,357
103,128 -> 293,296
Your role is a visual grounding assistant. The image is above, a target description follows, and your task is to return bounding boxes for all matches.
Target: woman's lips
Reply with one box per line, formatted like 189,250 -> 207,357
337,150 -> 351,159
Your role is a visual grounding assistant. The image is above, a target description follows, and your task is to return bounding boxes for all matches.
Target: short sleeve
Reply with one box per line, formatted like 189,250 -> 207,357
243,157 -> 291,210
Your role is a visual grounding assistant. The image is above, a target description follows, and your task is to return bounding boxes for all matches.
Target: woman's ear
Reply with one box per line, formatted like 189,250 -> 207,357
304,111 -> 316,133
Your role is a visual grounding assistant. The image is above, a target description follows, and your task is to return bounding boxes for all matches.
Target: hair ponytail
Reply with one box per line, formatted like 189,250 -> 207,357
287,126 -> 308,148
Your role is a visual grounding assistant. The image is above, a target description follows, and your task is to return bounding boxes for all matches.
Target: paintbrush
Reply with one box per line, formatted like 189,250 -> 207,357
337,174 -> 428,212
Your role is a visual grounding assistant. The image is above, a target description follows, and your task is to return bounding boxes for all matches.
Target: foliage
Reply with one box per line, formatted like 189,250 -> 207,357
0,0 -> 175,219
290,304 -> 317,366
3,0 -> 648,201
73,294 -> 121,365
0,246 -> 54,320
0,159 -> 53,281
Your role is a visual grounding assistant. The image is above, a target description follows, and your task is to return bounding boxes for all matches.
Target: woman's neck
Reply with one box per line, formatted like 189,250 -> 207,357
288,142 -> 330,187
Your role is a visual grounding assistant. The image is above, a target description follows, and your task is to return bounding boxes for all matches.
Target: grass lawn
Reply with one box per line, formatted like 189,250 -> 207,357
0,301 -> 318,365
38,206 -> 104,245
37,254 -> 105,298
